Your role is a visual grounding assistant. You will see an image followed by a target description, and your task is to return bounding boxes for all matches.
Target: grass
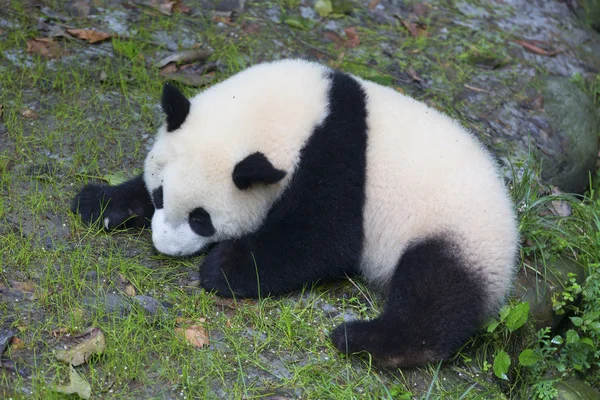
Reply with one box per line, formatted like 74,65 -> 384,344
1,1 -> 600,399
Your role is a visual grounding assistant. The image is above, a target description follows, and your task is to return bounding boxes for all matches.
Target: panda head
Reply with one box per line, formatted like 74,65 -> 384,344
143,83 -> 287,256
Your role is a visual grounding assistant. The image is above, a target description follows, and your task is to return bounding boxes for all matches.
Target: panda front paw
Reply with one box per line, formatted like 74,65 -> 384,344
71,183 -> 151,229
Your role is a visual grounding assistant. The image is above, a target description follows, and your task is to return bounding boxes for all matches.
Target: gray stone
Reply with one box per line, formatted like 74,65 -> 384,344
0,328 -> 16,356
133,295 -> 167,316
538,77 -> 599,193
83,293 -> 131,316
555,378 -> 600,400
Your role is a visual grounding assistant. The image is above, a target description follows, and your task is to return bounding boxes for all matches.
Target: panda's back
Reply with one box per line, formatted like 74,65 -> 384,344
357,79 -> 518,306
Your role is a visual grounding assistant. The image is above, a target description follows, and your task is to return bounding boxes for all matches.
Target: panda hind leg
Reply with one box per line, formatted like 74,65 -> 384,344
330,237 -> 488,367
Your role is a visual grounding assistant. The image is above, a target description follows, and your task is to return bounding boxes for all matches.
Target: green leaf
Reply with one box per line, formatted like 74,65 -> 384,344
570,317 -> 583,326
506,302 -> 529,332
518,349 -> 542,366
487,320 -> 500,333
579,337 -> 594,347
498,305 -> 510,321
493,350 -> 511,380
103,172 -> 127,186
566,329 -> 580,344
314,0 -> 332,17
52,366 -> 91,399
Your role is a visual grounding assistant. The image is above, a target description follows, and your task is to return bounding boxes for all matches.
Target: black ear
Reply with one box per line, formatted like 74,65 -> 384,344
232,152 -> 287,190
162,83 -> 191,132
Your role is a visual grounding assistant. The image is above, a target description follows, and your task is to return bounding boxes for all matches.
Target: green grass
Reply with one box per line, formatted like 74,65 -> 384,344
1,1 -> 600,399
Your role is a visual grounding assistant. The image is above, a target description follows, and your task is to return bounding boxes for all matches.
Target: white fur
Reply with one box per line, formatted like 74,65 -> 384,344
144,59 -> 518,309
144,60 -> 331,255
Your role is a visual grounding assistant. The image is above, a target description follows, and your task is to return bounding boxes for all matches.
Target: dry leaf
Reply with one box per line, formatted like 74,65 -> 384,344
10,281 -> 36,292
52,365 -> 91,399
153,49 -> 213,68
10,337 -> 25,350
20,108 -> 39,119
50,328 -> 70,337
55,328 -> 106,366
172,0 -> 191,13
176,325 -> 209,348
407,67 -> 422,82
323,30 -> 345,49
464,84 -> 489,93
368,0 -> 380,10
67,28 -> 112,44
344,27 -> 360,48
124,284 -> 136,297
513,40 -> 560,56
400,19 -> 428,37
26,38 -> 66,58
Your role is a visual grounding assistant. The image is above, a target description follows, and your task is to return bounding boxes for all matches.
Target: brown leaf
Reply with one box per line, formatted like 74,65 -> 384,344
124,284 -> 136,297
212,15 -> 236,26
10,337 -> 25,350
26,38 -> 66,58
67,28 -> 112,44
50,328 -> 70,337
407,67 -> 422,82
344,27 -> 360,48
176,325 -> 209,348
11,281 -> 37,293
153,49 -> 213,68
513,40 -> 560,56
172,0 -> 191,13
368,0 -> 380,10
464,84 -> 489,93
159,63 -> 178,74
322,30 -> 345,49
20,108 -> 39,119
400,19 -> 428,37
242,21 -> 260,34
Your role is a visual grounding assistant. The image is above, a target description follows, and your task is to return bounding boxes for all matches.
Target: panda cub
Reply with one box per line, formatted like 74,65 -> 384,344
73,59 -> 519,367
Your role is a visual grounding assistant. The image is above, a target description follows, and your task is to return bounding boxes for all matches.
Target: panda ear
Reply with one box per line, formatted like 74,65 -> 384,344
162,83 -> 191,132
232,152 -> 287,190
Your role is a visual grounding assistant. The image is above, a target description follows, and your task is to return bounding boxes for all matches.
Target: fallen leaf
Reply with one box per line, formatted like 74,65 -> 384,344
50,328 -> 70,337
26,38 -> 67,58
20,108 -> 39,119
52,365 -> 91,399
322,30 -> 345,49
144,0 -> 174,15
464,84 -> 489,93
368,0 -> 380,10
55,328 -> 106,366
400,19 -> 428,37
67,28 -> 112,44
513,40 -> 561,56
172,0 -> 191,13
124,284 -> 136,297
153,49 -> 213,68
175,325 -> 209,348
315,0 -> 333,17
10,337 -> 25,350
212,15 -> 237,26
10,281 -> 36,292
344,27 -> 360,48
407,67 -> 422,82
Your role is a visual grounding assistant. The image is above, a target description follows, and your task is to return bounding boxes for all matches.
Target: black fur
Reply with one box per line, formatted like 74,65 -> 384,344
71,175 -> 154,229
162,83 -> 190,132
152,186 -> 163,209
232,152 -> 287,190
188,207 -> 216,237
200,70 -> 368,297
330,237 -> 487,367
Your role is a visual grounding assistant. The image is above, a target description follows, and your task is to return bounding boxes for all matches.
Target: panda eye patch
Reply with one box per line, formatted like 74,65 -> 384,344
188,207 -> 215,237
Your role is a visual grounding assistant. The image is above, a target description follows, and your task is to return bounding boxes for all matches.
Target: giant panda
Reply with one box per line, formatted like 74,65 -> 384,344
72,59 -> 519,367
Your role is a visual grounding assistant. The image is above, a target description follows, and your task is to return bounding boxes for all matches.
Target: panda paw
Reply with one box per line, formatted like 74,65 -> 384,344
330,321 -> 369,355
71,183 -> 149,229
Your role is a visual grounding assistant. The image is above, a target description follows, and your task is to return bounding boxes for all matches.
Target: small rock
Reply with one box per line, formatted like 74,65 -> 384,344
0,328 -> 16,356
538,77 -> 599,193
133,295 -> 167,316
555,378 -> 600,400
83,293 -> 131,316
